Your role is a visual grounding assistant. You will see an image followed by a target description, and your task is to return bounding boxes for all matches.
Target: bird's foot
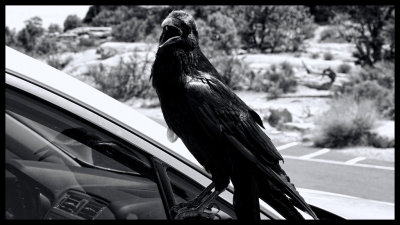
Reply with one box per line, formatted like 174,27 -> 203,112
171,202 -> 220,220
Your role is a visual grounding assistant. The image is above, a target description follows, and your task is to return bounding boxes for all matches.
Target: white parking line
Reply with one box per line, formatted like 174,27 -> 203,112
276,142 -> 300,151
345,156 -> 366,165
283,155 -> 394,171
299,148 -> 330,159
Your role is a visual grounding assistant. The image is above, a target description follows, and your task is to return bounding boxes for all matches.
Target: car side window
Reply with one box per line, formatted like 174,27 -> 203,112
6,86 -> 152,174
5,86 -> 167,220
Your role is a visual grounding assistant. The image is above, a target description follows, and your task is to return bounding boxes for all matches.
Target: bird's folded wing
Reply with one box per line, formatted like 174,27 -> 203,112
184,75 -> 283,165
183,75 -> 318,219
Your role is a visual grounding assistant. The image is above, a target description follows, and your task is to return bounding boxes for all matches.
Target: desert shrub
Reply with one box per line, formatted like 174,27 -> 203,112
310,52 -> 319,59
85,54 -> 156,100
210,55 -> 252,91
334,61 -> 394,119
313,95 -> 379,148
195,12 -> 241,58
78,37 -> 95,47
111,18 -> 146,42
352,81 -> 394,120
16,17 -> 45,53
6,26 -> 17,46
250,62 -> 297,99
319,28 -> 336,42
323,52 -> 334,60
368,133 -> 395,148
319,27 -> 346,43
63,15 -> 82,32
358,61 -> 394,89
35,37 -> 58,55
48,23 -> 62,34
46,55 -> 73,70
267,86 -> 284,100
337,63 -> 352,74
238,6 -> 316,52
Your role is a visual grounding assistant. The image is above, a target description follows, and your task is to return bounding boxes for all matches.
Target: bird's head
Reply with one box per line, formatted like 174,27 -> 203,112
158,10 -> 199,51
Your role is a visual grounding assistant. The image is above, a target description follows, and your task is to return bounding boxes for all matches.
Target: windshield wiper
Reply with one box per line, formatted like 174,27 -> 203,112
52,142 -> 141,176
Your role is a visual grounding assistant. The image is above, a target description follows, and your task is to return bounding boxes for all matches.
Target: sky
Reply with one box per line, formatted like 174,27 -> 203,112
6,5 -> 92,31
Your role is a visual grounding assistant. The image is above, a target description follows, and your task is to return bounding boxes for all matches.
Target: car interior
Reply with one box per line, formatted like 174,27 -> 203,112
5,85 -> 236,220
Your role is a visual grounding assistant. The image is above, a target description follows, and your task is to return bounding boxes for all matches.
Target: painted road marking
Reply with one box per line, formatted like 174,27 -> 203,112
298,188 -> 395,206
299,148 -> 330,159
345,156 -> 366,165
283,155 -> 394,171
276,142 -> 300,151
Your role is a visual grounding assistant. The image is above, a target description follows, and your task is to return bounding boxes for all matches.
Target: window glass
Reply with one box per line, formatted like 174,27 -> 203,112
5,86 -> 166,220
6,87 -> 151,173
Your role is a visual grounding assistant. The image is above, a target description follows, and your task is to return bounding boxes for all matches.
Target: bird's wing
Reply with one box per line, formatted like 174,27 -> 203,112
184,75 -> 282,164
183,75 -> 318,219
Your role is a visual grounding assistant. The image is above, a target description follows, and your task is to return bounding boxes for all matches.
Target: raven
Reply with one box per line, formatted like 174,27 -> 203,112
151,10 -> 318,220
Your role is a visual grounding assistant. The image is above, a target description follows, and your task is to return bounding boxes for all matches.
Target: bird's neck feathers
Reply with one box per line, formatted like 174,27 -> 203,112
152,46 -> 221,91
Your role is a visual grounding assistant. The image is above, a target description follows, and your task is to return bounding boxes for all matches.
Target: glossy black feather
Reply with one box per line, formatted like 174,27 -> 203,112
151,10 -> 317,220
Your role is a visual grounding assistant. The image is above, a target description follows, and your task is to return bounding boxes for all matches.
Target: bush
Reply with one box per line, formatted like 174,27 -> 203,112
16,17 -> 45,53
337,63 -> 351,73
310,52 -> 319,59
63,15 -> 82,32
46,55 -> 73,70
352,81 -> 394,120
85,53 -> 156,100
358,61 -> 394,89
111,18 -> 146,42
250,62 -> 297,99
35,37 -> 58,55
78,37 -> 95,47
323,52 -> 334,60
210,55 -> 252,91
334,61 -> 394,120
195,12 -> 241,58
251,62 -> 297,93
313,95 -> 378,148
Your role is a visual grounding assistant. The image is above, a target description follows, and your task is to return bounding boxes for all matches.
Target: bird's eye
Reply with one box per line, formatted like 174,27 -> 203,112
165,26 -> 169,31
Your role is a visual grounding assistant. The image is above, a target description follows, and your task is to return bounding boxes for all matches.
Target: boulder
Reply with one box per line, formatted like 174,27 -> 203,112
267,108 -> 292,127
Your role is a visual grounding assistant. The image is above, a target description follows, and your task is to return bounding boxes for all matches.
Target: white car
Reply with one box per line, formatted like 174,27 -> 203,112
5,46 -> 393,220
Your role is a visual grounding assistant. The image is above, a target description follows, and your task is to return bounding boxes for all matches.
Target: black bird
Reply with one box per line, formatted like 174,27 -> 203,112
151,10 -> 318,220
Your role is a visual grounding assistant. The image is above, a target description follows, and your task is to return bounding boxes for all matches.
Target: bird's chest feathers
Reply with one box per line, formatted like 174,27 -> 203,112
152,50 -> 194,90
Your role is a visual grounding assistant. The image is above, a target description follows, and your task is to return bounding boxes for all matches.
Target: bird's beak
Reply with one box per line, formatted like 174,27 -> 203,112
159,36 -> 182,49
159,17 -> 183,49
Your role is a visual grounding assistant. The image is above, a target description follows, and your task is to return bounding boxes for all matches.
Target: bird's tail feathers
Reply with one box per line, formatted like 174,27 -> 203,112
258,164 -> 319,220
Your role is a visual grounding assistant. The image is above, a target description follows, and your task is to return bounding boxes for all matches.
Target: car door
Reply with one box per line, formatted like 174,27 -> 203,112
5,73 -> 241,220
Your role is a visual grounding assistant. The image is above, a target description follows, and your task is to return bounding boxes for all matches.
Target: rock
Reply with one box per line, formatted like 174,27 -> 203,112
65,26 -> 112,38
267,108 -> 292,127
369,120 -> 395,148
281,122 -> 315,131
371,120 -> 394,140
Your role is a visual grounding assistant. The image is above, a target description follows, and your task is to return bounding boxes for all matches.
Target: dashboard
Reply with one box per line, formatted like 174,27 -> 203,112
6,159 -> 167,220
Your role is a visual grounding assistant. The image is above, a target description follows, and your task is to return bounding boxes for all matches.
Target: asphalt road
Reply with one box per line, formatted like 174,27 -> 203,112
280,157 -> 394,203
147,115 -> 394,203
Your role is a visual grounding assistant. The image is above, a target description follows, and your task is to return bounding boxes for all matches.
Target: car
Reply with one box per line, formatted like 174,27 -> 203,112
5,46 -> 392,220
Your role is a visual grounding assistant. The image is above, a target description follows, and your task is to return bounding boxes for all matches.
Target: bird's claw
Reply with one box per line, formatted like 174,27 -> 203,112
170,202 -> 221,220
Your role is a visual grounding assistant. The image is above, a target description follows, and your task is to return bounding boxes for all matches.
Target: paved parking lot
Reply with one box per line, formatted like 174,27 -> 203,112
276,142 -> 394,203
